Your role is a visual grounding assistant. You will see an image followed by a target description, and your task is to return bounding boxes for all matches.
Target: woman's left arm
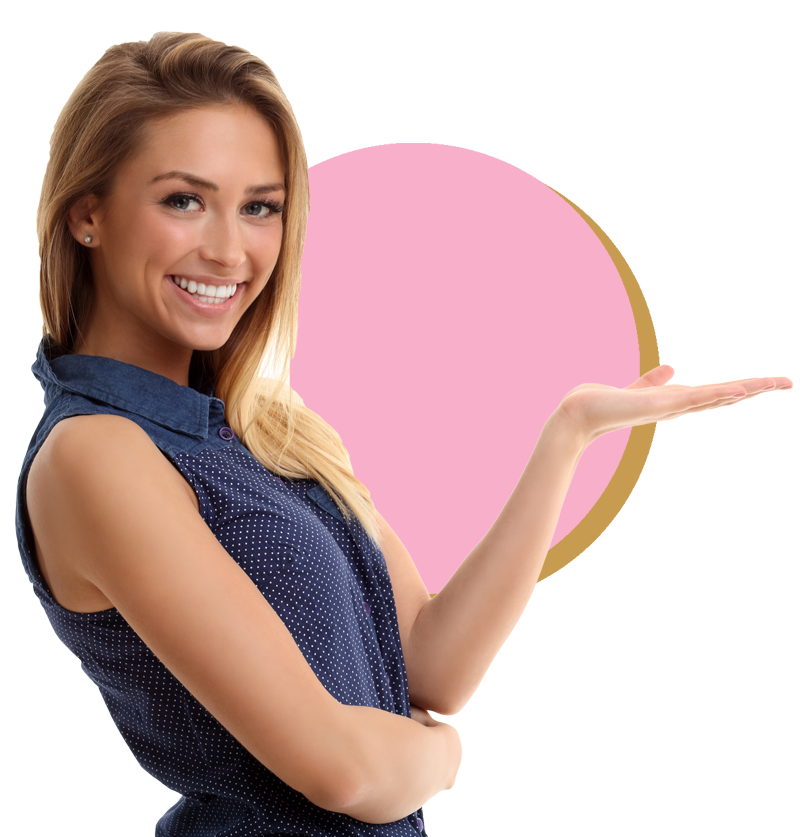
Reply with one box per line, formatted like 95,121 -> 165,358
383,366 -> 792,716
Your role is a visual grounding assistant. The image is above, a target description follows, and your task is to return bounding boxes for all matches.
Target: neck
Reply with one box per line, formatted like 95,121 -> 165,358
74,318 -> 194,387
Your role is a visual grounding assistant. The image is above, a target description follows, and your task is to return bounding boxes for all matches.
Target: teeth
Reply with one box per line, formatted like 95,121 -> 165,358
172,276 -> 238,302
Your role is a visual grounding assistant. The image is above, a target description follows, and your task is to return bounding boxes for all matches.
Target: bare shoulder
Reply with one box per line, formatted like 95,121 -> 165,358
29,415 -> 193,497
28,412 -> 199,556
27,414 -> 197,611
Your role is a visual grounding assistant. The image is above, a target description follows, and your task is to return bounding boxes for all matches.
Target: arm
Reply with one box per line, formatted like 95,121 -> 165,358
388,367 -> 790,715
26,415 -> 460,823
391,410 -> 585,716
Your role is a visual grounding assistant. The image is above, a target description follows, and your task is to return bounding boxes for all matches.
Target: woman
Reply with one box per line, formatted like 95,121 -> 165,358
16,31 -> 791,836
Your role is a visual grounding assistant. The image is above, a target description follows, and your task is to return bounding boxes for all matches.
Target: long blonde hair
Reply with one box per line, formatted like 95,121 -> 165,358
37,31 -> 381,544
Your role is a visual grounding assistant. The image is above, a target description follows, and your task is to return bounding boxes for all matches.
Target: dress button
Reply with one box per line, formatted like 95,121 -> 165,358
417,816 -> 424,832
218,426 -> 234,441
364,601 -> 372,618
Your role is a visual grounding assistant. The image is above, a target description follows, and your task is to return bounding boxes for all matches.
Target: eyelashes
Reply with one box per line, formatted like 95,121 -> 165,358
160,192 -> 285,218
247,198 -> 285,217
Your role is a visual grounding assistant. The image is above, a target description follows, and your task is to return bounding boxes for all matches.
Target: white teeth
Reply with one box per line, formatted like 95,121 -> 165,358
172,276 -> 238,302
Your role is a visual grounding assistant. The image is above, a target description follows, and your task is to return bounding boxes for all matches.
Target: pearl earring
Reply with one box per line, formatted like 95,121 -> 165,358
84,234 -> 93,244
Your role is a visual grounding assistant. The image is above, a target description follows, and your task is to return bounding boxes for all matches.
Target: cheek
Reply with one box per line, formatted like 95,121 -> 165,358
115,209 -> 196,265
248,225 -> 284,280
146,217 -> 197,260
264,223 -> 285,267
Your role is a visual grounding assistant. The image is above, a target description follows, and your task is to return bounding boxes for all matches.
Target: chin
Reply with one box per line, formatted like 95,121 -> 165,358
177,326 -> 238,354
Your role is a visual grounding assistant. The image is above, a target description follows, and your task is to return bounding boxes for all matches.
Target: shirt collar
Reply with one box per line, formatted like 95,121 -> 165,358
32,336 -> 220,441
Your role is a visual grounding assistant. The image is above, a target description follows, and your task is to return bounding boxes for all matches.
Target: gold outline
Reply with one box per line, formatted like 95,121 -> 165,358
535,189 -> 660,582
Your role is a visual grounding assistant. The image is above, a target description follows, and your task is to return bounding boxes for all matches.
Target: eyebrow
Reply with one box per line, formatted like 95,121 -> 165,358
148,170 -> 285,195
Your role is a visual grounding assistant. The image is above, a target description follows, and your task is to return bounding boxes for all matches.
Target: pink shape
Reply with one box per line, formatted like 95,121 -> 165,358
293,144 -> 638,593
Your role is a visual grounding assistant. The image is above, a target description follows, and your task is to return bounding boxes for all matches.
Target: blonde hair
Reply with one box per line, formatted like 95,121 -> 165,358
37,31 -> 381,544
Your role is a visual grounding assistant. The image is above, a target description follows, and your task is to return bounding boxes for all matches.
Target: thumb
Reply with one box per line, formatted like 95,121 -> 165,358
625,364 -> 675,390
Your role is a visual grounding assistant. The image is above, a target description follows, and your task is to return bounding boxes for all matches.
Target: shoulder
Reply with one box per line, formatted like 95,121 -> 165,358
42,411 -> 154,450
30,413 -> 190,504
28,414 -> 197,559
26,414 -> 197,610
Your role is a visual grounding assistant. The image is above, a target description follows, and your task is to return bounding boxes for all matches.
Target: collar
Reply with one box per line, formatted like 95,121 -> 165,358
32,336 -> 222,442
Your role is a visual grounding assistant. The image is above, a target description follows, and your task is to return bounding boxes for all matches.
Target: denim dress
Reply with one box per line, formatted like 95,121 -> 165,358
15,337 -> 427,837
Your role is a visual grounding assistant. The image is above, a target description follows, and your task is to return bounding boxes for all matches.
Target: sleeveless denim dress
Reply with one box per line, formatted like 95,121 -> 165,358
15,337 -> 427,837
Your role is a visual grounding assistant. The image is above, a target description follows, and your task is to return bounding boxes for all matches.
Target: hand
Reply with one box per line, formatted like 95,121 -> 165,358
556,365 -> 793,445
409,705 -> 462,790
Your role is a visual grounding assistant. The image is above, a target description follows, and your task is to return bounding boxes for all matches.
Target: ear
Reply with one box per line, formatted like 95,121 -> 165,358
67,195 -> 103,247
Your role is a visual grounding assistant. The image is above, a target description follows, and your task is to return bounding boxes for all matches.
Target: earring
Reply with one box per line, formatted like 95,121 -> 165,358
84,234 -> 93,244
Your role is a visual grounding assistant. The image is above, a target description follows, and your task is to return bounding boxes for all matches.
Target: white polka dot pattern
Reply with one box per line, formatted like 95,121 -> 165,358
17,341 -> 429,837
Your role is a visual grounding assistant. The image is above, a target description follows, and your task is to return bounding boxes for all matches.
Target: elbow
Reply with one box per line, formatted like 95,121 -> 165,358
412,684 -> 471,717
298,731 -> 379,820
426,695 -> 468,717
306,768 -> 369,816
308,767 -> 392,825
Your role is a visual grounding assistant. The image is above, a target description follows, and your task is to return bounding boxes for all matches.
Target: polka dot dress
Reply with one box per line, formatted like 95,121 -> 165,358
16,339 -> 428,837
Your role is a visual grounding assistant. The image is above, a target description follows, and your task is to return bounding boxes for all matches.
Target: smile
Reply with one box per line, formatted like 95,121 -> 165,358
171,275 -> 239,305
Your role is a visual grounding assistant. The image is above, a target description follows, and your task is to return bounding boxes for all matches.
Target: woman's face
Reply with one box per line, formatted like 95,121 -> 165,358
71,102 -> 286,383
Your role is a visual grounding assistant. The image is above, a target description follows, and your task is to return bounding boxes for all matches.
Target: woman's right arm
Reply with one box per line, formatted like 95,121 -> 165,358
26,414 -> 461,824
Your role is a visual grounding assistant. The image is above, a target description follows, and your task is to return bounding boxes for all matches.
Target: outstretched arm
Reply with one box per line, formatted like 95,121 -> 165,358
390,366 -> 792,715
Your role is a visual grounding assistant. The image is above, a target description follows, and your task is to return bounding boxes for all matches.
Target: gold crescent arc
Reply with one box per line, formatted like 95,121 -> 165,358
535,189 -> 660,582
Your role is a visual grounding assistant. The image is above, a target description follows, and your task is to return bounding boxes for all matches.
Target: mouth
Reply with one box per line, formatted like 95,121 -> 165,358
170,275 -> 240,305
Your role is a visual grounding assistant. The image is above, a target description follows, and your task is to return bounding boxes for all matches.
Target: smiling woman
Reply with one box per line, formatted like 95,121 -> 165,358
16,28 -> 791,837
21,31 -> 456,835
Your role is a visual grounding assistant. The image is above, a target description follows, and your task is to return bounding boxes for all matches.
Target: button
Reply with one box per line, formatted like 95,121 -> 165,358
218,426 -> 234,441
417,816 -> 424,832
364,601 -> 372,618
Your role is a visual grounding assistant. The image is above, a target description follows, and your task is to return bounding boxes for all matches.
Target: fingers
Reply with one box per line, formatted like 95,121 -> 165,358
631,369 -> 792,395
691,375 -> 792,392
659,378 -> 791,421
665,378 -> 787,405
716,377 -> 794,396
703,376 -> 769,392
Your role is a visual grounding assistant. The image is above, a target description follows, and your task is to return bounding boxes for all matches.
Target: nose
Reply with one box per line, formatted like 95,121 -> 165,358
199,215 -> 246,270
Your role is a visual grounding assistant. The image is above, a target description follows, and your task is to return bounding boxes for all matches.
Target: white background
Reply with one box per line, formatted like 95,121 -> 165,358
2,2 -> 804,835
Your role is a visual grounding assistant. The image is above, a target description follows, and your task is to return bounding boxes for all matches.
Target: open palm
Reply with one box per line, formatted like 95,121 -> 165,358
557,365 -> 793,445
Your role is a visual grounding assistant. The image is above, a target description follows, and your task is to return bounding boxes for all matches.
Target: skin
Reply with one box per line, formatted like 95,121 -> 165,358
27,102 -> 793,823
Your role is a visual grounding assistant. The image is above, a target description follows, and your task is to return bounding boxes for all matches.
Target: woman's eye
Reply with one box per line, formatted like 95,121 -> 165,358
164,193 -> 203,212
243,200 -> 284,219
